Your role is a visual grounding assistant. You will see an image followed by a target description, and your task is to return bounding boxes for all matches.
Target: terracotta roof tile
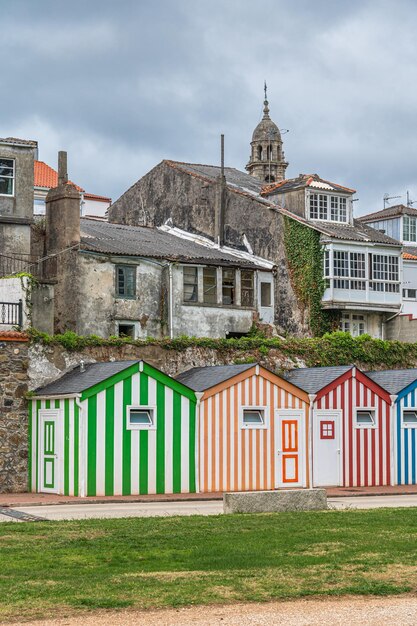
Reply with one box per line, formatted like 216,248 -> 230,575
34,161 -> 84,192
84,192 -> 112,203
358,204 -> 417,223
262,173 -> 356,196
0,331 -> 28,342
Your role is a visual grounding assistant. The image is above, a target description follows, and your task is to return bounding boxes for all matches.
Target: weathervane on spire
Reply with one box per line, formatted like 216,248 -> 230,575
264,80 -> 268,102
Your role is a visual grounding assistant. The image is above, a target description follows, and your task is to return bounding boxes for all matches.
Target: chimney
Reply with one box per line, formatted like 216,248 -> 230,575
215,134 -> 226,247
45,151 -> 80,256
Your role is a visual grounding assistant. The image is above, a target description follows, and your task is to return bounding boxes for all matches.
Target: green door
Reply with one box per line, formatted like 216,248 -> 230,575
40,411 -> 59,493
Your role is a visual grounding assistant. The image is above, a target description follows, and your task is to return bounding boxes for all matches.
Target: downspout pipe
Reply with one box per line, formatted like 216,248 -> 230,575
194,392 -> 204,494
74,396 -> 85,498
308,393 -> 316,489
389,394 -> 398,486
168,262 -> 174,339
382,305 -> 403,340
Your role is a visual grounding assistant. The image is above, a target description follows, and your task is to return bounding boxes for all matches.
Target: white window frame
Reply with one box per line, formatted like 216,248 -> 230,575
403,215 -> 417,243
126,405 -> 157,431
354,406 -> 377,429
401,407 -> 417,429
239,405 -> 269,430
0,158 -> 15,197
308,192 -> 348,223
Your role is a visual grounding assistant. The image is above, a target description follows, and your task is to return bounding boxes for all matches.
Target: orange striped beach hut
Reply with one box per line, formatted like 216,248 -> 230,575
176,364 -> 310,493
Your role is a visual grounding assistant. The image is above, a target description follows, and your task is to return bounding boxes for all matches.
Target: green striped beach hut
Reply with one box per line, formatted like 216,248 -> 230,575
29,360 -> 197,497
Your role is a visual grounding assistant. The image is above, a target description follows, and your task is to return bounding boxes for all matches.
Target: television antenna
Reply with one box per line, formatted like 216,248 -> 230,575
383,193 -> 401,209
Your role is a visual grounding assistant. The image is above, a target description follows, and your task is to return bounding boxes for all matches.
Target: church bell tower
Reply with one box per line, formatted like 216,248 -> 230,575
246,83 -> 288,183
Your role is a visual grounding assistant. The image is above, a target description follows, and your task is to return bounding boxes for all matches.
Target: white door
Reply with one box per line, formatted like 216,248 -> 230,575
313,410 -> 342,486
275,410 -> 305,488
39,410 -> 60,494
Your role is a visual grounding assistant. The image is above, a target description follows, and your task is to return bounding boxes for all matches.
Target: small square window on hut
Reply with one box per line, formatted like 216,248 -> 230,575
355,409 -> 376,428
402,410 -> 417,428
127,406 -> 157,430
240,406 -> 268,429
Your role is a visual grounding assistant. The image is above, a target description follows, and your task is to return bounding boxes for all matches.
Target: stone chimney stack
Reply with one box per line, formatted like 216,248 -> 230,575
44,151 -> 81,333
45,151 -> 80,256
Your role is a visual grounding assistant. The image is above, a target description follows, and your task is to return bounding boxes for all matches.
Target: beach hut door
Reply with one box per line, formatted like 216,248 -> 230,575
275,410 -> 305,488
313,411 -> 341,486
39,410 -> 60,493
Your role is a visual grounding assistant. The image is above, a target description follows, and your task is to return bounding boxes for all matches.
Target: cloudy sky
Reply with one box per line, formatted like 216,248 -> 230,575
2,0 -> 417,214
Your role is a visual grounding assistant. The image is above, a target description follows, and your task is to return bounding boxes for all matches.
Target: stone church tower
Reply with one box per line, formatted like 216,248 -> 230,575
246,84 -> 288,183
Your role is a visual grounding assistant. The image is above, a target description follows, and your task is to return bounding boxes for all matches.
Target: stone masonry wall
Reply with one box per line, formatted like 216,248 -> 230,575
0,334 -> 29,493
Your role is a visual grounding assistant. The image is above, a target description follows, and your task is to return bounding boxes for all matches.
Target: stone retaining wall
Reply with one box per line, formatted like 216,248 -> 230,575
0,333 -> 29,493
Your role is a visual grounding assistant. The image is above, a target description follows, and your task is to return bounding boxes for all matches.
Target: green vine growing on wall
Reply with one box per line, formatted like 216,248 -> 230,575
283,216 -> 340,336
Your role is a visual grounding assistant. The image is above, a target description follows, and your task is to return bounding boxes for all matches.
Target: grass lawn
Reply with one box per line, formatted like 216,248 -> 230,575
1,508 -> 417,622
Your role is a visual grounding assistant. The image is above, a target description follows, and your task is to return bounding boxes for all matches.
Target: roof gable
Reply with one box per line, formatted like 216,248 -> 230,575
164,160 -> 273,206
262,174 -> 356,197
175,363 -> 309,402
366,369 -> 417,396
359,204 -> 417,223
284,366 -> 353,394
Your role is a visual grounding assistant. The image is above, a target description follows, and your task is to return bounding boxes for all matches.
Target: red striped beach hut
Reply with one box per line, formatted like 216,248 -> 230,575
176,363 -> 310,493
285,366 -> 393,488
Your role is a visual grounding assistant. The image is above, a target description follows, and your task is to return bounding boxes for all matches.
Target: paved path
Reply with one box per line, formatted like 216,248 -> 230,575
328,494 -> 417,509
13,596 -> 417,625
1,494 -> 417,522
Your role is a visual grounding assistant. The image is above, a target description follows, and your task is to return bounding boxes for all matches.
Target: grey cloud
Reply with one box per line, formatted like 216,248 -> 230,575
1,0 -> 417,211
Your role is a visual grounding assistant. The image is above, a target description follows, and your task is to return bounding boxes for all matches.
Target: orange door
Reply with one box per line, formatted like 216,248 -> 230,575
275,411 -> 305,488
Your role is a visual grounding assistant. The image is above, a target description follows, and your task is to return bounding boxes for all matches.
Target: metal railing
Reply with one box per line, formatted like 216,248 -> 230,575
0,254 -> 35,278
0,300 -> 23,328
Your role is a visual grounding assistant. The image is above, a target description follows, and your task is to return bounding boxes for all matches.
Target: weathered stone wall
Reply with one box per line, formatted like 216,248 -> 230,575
108,162 -> 307,336
0,335 -> 29,493
28,342 -> 305,391
0,141 -> 36,257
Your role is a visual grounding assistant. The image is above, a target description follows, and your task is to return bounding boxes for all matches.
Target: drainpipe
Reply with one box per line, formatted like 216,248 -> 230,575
389,394 -> 397,486
381,305 -> 403,340
194,392 -> 204,494
168,262 -> 174,339
308,394 -> 316,489
75,396 -> 85,498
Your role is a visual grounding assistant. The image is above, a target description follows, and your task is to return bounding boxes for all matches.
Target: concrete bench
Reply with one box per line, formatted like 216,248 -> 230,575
223,488 -> 327,514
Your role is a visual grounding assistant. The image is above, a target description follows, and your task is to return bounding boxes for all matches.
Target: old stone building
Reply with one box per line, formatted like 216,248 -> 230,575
0,137 -> 37,260
108,95 -> 403,339
32,153 -> 276,339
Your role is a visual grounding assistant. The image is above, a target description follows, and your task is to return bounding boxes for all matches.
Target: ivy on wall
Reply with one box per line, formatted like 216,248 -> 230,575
283,216 -> 340,336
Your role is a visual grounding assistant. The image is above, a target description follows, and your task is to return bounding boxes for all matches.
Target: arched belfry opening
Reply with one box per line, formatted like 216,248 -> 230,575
246,83 -> 288,183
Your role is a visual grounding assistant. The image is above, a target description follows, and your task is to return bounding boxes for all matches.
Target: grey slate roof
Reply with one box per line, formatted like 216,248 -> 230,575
284,366 -> 353,394
366,369 -> 417,395
80,218 -> 264,268
165,161 -> 271,205
278,208 -> 401,246
175,363 -> 255,391
34,361 -> 139,396
358,204 -> 417,223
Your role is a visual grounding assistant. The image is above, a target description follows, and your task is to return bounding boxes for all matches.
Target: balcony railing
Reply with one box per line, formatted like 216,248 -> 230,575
0,300 -> 23,328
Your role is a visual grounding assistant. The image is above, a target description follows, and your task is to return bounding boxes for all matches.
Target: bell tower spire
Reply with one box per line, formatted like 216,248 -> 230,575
246,84 -> 288,183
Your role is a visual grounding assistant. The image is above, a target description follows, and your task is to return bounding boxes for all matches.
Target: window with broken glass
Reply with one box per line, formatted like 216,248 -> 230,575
241,270 -> 254,306
203,267 -> 217,304
183,266 -> 198,302
222,269 -> 235,305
